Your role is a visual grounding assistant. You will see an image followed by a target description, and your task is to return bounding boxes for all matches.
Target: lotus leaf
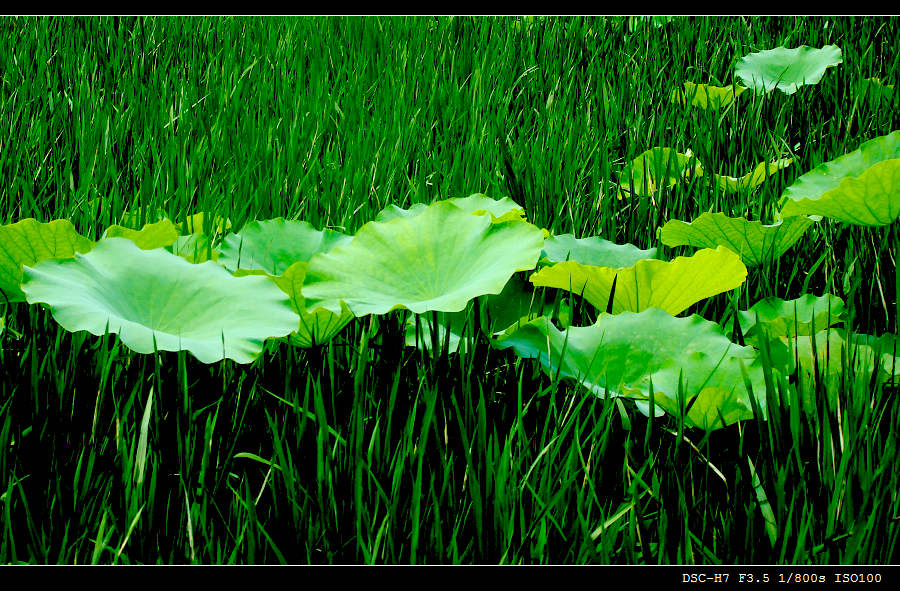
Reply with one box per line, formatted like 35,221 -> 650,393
102,219 -> 179,250
736,294 -> 845,339
303,201 -> 544,316
541,234 -> 657,268
660,212 -> 815,267
0,219 -> 93,303
219,218 -> 351,275
375,194 -> 526,224
715,159 -> 793,192
494,308 -> 766,430
21,238 -> 299,364
671,82 -> 747,110
530,246 -> 747,316
169,233 -> 219,263
736,45 -> 842,94
778,131 -> 900,225
616,148 -> 702,200
271,262 -> 354,348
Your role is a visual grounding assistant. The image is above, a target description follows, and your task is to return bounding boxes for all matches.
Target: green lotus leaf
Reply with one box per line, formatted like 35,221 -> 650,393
494,308 -> 766,430
102,219 -> 179,250
778,131 -> 900,225
404,309 -> 472,354
530,246 -> 747,316
169,233 -> 218,263
21,238 -> 299,364
271,262 -> 354,348
671,82 -> 748,110
219,218 -> 352,275
0,219 -> 94,303
617,148 -> 703,200
714,158 -> 793,192
660,212 -> 815,267
736,294 -> 846,340
736,45 -> 842,94
541,234 -> 657,268
376,194 -> 526,224
303,200 -> 545,316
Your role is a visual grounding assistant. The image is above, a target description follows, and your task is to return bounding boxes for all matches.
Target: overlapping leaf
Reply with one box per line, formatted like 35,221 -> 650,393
541,234 -> 657,268
660,212 -> 815,267
494,308 -> 766,430
375,194 -> 526,224
715,159 -> 793,192
0,219 -> 93,303
22,238 -> 299,364
530,246 -> 747,316
102,219 -> 179,250
736,293 -> 846,339
778,130 -> 900,225
303,201 -> 544,316
671,82 -> 747,110
616,148 -> 703,199
272,262 -> 354,347
736,45 -> 842,94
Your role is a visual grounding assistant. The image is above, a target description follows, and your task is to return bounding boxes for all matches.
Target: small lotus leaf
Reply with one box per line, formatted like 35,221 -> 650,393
22,238 -> 299,364
541,234 -> 657,268
671,82 -> 747,110
714,159 -> 793,192
736,45 -> 842,94
271,261 -> 354,348
303,200 -> 544,316
376,194 -> 526,224
102,219 -> 179,250
494,308 -> 766,430
660,212 -> 815,267
778,131 -> 900,225
530,246 -> 747,316
219,218 -> 351,275
0,219 -> 93,303
617,148 -> 703,200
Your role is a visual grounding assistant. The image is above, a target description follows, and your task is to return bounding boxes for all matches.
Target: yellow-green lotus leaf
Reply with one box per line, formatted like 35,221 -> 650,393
0,219 -> 93,303
530,246 -> 747,316
376,194 -> 526,224
102,219 -> 179,250
617,148 -> 703,200
671,82 -> 747,110
778,131 -> 900,225
304,200 -> 544,316
714,159 -> 793,192
271,261 -> 354,348
660,212 -> 815,267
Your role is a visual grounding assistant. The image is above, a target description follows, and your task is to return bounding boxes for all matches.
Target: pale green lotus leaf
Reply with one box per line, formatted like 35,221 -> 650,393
736,45 -> 842,94
660,212 -> 815,267
304,201 -> 544,316
376,194 -> 526,224
617,148 -> 703,200
714,158 -> 794,192
21,238 -> 299,364
541,234 -> 657,268
778,131 -> 900,225
494,308 -> 766,430
736,294 -> 845,340
102,219 -> 179,250
530,246 -> 747,316
271,262 -> 354,348
168,233 -> 218,263
0,219 -> 94,303
671,82 -> 748,109
219,218 -> 351,275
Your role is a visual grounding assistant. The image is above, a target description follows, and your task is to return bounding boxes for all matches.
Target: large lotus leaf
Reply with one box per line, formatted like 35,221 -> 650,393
541,234 -> 657,268
714,159 -> 793,193
616,148 -> 703,200
102,219 -> 179,250
660,212 -> 815,267
303,201 -> 545,316
671,82 -> 748,110
737,293 -> 845,340
375,194 -> 526,224
219,218 -> 351,275
736,45 -> 842,94
0,219 -> 93,303
21,238 -> 299,364
778,131 -> 900,225
271,261 -> 354,348
494,308 -> 766,430
530,246 -> 747,316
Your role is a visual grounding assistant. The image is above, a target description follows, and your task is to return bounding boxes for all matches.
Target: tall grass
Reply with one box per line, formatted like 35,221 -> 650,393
1,15 -> 898,564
